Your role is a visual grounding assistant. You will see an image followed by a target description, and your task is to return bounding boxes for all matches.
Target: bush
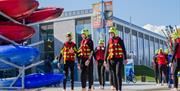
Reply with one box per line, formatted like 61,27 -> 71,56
134,65 -> 154,77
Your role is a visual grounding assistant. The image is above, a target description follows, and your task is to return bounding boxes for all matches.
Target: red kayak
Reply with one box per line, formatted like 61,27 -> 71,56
0,22 -> 35,42
25,7 -> 64,23
0,0 -> 39,20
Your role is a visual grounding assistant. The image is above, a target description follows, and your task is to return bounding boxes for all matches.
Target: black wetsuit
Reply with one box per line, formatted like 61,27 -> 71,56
171,43 -> 180,88
94,46 -> 105,87
78,38 -> 94,89
105,36 -> 127,91
59,41 -> 78,90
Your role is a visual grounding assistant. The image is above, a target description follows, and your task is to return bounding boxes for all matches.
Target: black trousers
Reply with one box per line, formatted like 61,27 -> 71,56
159,64 -> 168,84
154,64 -> 159,84
80,58 -> 93,89
63,61 -> 74,90
97,60 -> 105,86
109,61 -> 114,87
174,58 -> 180,88
109,58 -> 123,91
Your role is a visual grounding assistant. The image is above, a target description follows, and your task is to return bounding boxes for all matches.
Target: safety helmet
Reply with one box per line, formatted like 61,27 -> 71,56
164,49 -> 169,54
109,27 -> 117,35
98,39 -> 104,44
66,32 -> 72,37
158,48 -> 163,54
155,50 -> 159,54
81,28 -> 89,37
171,28 -> 180,41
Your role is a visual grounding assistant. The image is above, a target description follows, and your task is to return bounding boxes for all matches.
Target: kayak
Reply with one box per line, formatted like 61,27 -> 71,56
0,45 -> 39,70
0,73 -> 64,88
0,0 -> 39,20
25,7 -> 64,23
0,22 -> 35,42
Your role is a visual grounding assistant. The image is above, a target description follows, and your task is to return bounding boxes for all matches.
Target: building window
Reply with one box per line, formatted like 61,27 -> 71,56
131,31 -> 138,65
39,22 -> 54,60
116,24 -> 123,38
155,38 -> 159,53
159,40 -> 163,49
124,27 -> 130,54
75,18 -> 91,47
149,37 -> 154,67
138,32 -> 144,65
144,35 -> 149,66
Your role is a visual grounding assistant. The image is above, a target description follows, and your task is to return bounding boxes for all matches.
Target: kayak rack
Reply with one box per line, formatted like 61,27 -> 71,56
0,11 -> 45,90
0,58 -> 44,90
0,11 -> 22,25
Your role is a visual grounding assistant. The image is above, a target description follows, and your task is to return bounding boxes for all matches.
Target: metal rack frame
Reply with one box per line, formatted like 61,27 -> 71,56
0,11 -> 44,90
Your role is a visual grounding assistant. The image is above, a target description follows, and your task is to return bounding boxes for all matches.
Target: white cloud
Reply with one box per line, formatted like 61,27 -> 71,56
143,24 -> 166,36
143,24 -> 180,37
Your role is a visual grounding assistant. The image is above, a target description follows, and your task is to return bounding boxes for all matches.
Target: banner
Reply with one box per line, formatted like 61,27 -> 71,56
104,1 -> 113,27
92,1 -> 113,29
92,2 -> 102,29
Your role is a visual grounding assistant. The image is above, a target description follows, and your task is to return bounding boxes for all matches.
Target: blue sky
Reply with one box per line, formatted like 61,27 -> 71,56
38,0 -> 180,26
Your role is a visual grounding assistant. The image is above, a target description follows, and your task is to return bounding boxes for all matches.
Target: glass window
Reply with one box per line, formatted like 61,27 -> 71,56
39,22 -> 54,60
75,18 -> 91,47
159,40 -> 163,49
155,38 -> 159,53
150,38 -> 154,67
138,33 -> 144,65
132,34 -> 138,65
124,27 -> 130,54
116,24 -> 123,38
144,35 -> 149,66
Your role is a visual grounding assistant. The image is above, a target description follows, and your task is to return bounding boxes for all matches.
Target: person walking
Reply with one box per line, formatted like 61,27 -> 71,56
170,28 -> 180,91
153,50 -> 159,85
59,32 -> 78,91
105,27 -> 127,91
94,39 -> 106,89
78,29 -> 94,91
157,48 -> 168,86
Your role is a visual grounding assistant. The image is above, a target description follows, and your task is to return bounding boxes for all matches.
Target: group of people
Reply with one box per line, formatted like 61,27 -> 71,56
153,48 -> 170,86
57,27 -> 127,91
152,28 -> 180,91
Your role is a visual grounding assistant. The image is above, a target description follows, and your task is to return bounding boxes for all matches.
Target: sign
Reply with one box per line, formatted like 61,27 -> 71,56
92,1 -> 113,29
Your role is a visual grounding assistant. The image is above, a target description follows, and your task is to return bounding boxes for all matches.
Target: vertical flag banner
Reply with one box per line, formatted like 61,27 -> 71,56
92,1 -> 113,29
92,2 -> 102,29
104,1 -> 113,27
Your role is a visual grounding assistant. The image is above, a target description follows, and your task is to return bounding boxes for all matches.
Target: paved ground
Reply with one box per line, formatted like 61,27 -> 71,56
28,82 -> 178,91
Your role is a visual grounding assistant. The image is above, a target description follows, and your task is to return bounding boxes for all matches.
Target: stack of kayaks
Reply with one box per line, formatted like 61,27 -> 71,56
0,22 -> 35,43
0,73 -> 64,88
0,45 -> 39,69
0,0 -> 39,20
0,0 -> 64,89
25,7 -> 64,23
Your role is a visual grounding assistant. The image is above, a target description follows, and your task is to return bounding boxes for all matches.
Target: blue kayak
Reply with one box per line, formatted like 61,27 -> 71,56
0,45 -> 39,70
0,73 -> 64,88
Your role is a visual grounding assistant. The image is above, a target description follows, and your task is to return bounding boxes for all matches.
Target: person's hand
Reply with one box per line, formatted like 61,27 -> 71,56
57,63 -> 61,69
169,62 -> 173,67
77,63 -> 81,70
103,61 -> 107,67
104,62 -> 109,71
124,59 -> 128,65
85,59 -> 90,66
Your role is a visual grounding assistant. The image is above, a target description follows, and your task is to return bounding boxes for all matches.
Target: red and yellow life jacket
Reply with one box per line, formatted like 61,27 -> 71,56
95,46 -> 105,61
78,38 -> 91,59
175,38 -> 180,59
107,37 -> 123,60
61,42 -> 76,61
157,53 -> 167,65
